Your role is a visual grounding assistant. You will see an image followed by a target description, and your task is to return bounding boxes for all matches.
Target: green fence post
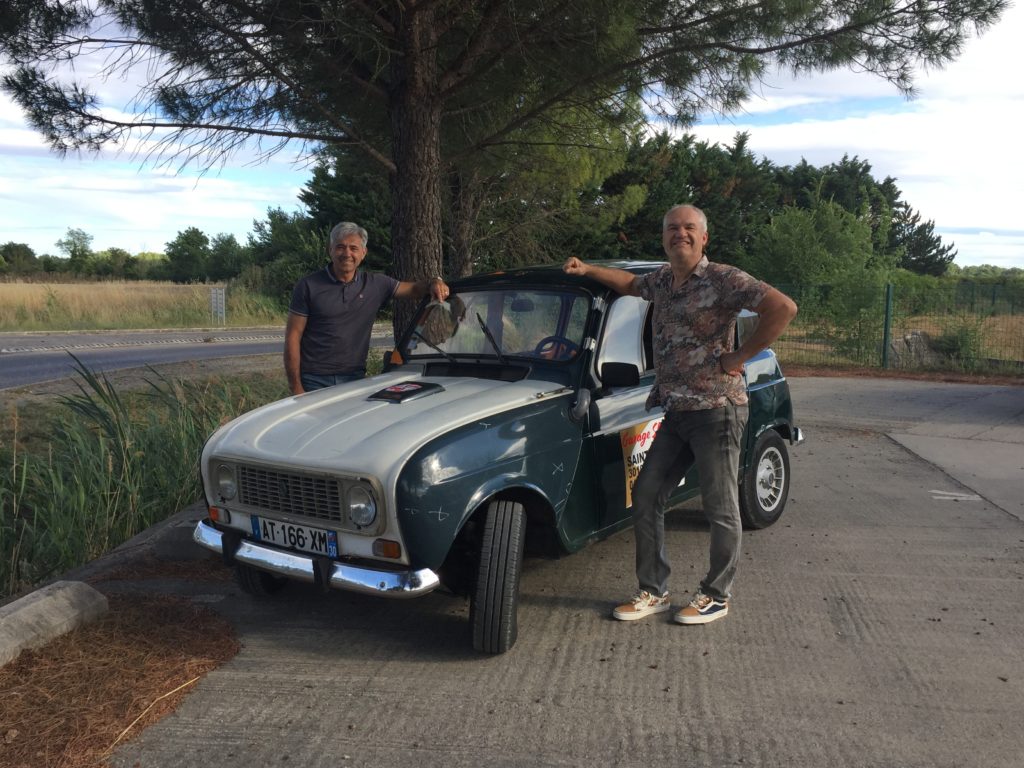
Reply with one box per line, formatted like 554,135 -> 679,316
881,283 -> 894,369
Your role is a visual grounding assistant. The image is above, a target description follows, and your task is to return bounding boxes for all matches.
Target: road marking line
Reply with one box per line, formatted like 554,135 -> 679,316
930,490 -> 981,501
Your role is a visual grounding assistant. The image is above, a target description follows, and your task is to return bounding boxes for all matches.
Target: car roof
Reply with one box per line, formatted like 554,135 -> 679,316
450,260 -> 666,293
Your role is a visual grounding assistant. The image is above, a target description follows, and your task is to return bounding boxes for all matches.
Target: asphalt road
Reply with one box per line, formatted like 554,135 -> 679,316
0,327 -> 391,389
90,376 -> 1022,768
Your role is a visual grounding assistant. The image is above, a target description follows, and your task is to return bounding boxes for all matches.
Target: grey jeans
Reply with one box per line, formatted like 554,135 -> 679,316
300,371 -> 365,391
630,405 -> 748,601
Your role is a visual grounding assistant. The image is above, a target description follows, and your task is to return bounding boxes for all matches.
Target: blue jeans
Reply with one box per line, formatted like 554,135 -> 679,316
300,371 -> 365,391
630,405 -> 748,601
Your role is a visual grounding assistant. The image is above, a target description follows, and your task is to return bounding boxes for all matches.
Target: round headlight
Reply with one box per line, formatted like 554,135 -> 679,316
347,485 -> 377,528
216,464 -> 237,500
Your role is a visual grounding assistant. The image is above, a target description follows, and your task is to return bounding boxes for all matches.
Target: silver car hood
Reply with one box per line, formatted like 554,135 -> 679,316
203,370 -> 570,487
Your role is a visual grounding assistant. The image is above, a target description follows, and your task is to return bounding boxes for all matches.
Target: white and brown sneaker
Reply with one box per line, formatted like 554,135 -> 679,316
674,591 -> 729,625
612,590 -> 671,621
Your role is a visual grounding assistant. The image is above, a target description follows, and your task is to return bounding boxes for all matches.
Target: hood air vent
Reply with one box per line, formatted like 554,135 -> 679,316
368,381 -> 445,403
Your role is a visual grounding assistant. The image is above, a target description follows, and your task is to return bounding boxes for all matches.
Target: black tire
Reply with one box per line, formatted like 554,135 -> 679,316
470,500 -> 526,654
235,563 -> 288,596
739,430 -> 791,529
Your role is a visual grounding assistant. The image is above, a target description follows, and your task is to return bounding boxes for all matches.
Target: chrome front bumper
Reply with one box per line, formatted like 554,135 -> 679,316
193,521 -> 440,598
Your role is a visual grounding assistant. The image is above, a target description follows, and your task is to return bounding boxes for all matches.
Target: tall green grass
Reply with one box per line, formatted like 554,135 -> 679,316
0,358 -> 287,599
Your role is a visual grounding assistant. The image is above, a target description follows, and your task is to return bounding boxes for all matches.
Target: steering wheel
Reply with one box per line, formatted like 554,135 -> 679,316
533,335 -> 579,361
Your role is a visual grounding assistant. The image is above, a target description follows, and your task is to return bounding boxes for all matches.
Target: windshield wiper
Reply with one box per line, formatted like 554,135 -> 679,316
411,330 -> 457,364
475,312 -> 507,365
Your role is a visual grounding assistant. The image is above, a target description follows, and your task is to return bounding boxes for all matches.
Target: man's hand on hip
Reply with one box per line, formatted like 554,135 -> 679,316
719,351 -> 745,376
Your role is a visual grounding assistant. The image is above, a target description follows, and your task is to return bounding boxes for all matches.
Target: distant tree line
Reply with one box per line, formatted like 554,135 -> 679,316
2,133 -> 1021,304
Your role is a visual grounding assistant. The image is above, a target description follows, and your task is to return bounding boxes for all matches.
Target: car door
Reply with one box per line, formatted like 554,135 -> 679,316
580,295 -> 700,537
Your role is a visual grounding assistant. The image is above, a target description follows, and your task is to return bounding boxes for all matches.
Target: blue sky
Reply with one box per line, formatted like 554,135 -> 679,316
2,5 -> 1022,269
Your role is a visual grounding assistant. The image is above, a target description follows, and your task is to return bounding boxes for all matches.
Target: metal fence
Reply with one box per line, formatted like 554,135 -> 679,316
771,280 -> 1024,375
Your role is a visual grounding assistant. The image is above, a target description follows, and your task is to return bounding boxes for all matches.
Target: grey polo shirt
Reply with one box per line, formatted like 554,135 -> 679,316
289,267 -> 399,375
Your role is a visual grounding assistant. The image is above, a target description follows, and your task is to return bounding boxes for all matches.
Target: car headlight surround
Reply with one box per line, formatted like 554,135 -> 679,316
347,484 -> 378,529
216,464 -> 237,501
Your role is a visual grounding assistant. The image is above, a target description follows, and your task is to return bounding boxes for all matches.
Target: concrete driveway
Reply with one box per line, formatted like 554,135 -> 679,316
99,376 -> 1023,768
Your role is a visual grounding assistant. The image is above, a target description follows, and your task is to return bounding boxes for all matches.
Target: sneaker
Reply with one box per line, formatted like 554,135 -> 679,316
612,590 -> 671,621
674,592 -> 729,625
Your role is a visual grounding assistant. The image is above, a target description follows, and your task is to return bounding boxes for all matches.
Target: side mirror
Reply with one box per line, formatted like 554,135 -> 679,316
382,348 -> 403,372
601,362 -> 641,388
569,388 -> 591,423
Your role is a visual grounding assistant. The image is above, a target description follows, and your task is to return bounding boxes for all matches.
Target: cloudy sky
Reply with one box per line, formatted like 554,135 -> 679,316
1,5 -> 1022,268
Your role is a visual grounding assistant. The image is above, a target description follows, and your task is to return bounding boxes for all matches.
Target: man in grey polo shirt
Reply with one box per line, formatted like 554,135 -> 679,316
285,222 -> 449,394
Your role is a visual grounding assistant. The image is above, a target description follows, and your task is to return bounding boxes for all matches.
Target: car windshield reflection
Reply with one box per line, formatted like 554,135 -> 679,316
403,289 -> 589,363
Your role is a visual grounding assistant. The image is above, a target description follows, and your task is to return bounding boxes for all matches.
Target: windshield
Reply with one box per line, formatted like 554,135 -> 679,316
402,289 -> 589,363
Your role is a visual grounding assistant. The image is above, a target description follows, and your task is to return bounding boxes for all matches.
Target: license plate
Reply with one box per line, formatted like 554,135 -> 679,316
250,515 -> 338,557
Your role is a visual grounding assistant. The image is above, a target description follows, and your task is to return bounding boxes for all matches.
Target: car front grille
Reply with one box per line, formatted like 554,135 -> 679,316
237,466 -> 343,524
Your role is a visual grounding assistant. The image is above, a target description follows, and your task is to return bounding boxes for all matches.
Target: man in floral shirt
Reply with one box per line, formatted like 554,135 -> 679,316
563,204 -> 797,625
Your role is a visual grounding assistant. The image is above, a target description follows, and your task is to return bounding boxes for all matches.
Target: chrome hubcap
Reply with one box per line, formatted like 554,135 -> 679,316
755,447 -> 785,512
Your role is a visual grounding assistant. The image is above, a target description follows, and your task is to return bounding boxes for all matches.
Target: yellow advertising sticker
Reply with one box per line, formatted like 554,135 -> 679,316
619,417 -> 664,508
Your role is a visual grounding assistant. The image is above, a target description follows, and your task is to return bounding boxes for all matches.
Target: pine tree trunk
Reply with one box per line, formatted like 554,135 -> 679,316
448,168 -> 483,279
388,8 -> 443,337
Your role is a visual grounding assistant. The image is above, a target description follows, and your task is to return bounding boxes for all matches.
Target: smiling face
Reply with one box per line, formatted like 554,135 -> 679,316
662,205 -> 708,272
330,233 -> 367,282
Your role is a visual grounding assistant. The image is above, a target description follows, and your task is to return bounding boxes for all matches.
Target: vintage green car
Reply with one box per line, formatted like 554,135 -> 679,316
193,262 -> 802,653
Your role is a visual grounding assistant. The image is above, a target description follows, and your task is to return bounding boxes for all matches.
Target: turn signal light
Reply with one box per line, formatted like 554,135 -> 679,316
373,539 -> 401,559
208,506 -> 231,524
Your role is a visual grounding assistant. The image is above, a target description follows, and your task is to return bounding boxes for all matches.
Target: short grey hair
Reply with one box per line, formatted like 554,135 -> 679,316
662,204 -> 707,231
329,222 -> 368,249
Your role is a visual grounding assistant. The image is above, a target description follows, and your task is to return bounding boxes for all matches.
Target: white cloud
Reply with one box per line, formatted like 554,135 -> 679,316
0,88 -> 310,255
940,230 -> 1024,269
0,144 -> 306,254
688,3 -> 1024,269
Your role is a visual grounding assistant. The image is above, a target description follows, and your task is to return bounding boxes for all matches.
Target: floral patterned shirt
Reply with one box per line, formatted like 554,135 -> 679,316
635,257 -> 769,412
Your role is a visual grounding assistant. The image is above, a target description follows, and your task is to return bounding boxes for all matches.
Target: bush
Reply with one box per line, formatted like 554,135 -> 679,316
931,317 -> 985,365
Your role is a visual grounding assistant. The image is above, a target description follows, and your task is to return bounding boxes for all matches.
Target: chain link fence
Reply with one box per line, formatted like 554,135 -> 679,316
772,280 -> 1024,375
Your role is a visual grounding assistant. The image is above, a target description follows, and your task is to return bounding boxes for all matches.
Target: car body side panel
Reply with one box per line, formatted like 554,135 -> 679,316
742,350 -> 795,467
395,395 -> 583,569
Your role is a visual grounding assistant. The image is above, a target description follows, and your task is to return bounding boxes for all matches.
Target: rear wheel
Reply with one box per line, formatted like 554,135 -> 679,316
235,563 -> 288,596
470,500 -> 526,654
739,430 -> 790,529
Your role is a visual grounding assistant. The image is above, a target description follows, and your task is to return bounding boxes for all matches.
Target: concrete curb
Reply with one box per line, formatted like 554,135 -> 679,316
0,502 -> 209,669
0,581 -> 109,666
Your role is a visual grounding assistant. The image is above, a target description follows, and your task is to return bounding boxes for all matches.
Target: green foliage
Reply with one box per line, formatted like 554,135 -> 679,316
164,226 -> 210,283
300,156 -> 392,272
55,227 -> 93,273
956,264 -> 1024,279
207,234 -> 249,281
776,156 -> 899,262
243,212 -> 328,307
891,202 -> 957,276
744,200 -> 876,287
0,242 -> 38,274
0,235 -> 170,280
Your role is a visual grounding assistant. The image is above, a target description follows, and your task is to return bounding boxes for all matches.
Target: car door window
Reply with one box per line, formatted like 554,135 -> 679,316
596,295 -> 649,378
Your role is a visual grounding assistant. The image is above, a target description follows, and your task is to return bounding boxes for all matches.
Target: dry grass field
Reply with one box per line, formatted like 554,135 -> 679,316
774,312 -> 1024,371
890,312 -> 1024,361
0,281 -> 285,331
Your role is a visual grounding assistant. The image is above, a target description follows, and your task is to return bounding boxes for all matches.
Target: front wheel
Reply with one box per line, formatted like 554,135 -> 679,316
470,500 -> 526,654
739,430 -> 790,529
